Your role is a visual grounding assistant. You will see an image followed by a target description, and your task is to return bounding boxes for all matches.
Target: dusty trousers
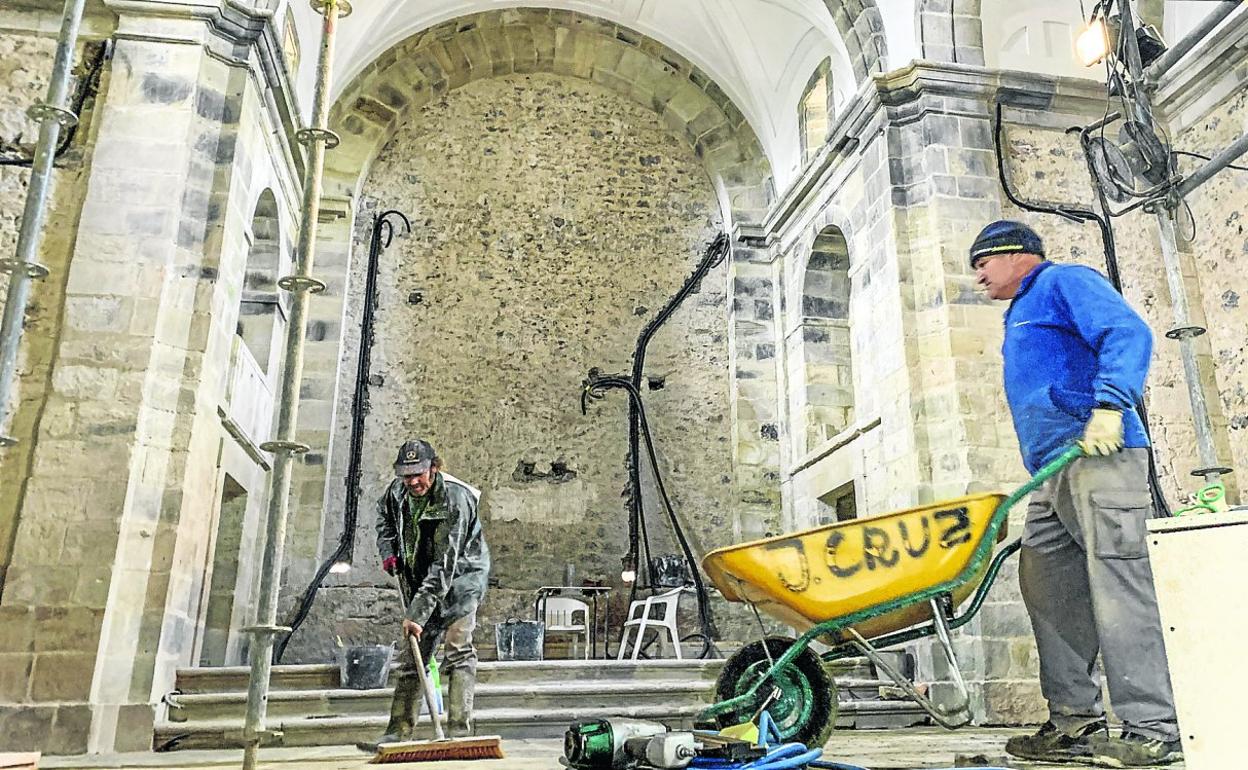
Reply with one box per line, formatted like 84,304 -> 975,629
1019,448 -> 1178,741
385,607 -> 479,738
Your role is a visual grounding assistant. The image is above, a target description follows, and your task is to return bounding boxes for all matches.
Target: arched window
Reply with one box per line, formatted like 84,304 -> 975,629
798,226 -> 853,452
281,7 -> 301,76
238,190 -> 282,374
798,58 -> 833,166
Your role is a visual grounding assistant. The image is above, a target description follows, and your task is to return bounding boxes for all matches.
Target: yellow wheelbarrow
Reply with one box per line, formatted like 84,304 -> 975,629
698,446 -> 1083,748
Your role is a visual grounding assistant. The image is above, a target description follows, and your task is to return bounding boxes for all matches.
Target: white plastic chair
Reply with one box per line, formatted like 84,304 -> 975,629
617,586 -> 689,660
543,596 -> 591,659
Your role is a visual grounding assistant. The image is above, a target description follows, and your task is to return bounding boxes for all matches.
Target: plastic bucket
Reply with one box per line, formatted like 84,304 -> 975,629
495,618 -> 544,661
338,644 -> 394,689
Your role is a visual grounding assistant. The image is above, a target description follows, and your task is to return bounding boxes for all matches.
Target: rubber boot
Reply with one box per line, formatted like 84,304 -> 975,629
447,668 -> 476,737
356,672 -> 419,752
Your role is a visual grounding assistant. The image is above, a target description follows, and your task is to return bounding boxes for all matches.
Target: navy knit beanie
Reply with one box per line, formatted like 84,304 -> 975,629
969,220 -> 1045,267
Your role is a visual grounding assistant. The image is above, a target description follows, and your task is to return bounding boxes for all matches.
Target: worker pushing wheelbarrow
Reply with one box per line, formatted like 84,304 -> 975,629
698,446 -> 1085,749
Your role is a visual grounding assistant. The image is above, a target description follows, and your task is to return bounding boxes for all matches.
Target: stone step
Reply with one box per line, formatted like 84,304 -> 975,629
172,656 -> 880,694
172,659 -> 730,694
153,699 -> 928,751
165,678 -> 720,722
164,675 -> 901,724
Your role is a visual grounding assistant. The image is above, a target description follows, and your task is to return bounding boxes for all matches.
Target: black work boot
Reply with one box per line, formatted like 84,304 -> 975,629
355,673 -> 419,752
447,669 -> 476,737
1005,720 -> 1107,764
1089,730 -> 1183,767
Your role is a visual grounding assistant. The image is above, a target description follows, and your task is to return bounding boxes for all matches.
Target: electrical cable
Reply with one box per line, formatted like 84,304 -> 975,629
0,40 -> 109,167
626,233 -> 729,602
1172,149 -> 1248,173
274,209 -> 410,662
601,233 -> 729,656
581,371 -> 720,659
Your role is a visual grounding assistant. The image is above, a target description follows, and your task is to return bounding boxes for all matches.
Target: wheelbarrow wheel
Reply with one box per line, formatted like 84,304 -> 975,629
714,636 -> 837,749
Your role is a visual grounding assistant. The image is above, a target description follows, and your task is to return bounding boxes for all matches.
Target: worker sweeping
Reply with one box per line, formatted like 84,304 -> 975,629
973,221 -> 1182,767
358,438 -> 491,752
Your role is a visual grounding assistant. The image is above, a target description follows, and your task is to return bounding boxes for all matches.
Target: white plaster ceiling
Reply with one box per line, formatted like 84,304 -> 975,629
282,0 -> 1241,194
287,0 -> 872,190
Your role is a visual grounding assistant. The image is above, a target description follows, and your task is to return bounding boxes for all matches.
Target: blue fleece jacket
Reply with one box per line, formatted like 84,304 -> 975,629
1003,262 -> 1153,473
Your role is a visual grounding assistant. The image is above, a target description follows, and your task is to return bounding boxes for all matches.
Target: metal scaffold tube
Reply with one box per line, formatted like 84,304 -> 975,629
1153,211 -> 1224,481
0,0 -> 87,447
240,2 -> 348,768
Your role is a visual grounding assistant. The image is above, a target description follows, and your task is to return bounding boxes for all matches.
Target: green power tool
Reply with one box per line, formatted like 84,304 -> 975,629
563,719 -> 668,769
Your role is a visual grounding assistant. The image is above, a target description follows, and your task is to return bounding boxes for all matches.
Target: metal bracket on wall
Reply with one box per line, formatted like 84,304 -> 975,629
0,259 -> 50,279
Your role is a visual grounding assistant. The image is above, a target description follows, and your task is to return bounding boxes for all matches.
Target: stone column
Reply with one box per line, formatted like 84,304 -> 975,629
0,3 -> 290,752
726,244 -> 784,543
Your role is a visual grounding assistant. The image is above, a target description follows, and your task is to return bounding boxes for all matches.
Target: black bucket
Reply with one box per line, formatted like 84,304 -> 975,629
495,618 -> 544,661
338,644 -> 394,689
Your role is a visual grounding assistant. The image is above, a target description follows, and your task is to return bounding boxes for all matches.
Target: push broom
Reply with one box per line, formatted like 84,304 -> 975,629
370,635 -> 504,763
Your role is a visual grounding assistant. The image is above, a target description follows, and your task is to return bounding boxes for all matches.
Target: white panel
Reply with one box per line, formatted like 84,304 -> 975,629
1147,509 -> 1248,770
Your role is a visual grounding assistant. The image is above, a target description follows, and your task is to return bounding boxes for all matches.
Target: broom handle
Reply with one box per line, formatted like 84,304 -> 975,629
408,634 -> 446,741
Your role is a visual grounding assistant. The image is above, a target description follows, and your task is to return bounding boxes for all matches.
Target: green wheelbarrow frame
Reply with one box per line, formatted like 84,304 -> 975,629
700,445 -> 1084,732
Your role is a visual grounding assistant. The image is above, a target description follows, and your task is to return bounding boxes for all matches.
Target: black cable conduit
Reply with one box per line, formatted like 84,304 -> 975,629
582,372 -> 719,659
626,232 -> 729,593
274,209 -> 410,662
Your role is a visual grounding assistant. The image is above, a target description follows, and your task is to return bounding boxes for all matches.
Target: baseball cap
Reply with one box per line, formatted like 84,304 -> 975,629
393,439 -> 437,477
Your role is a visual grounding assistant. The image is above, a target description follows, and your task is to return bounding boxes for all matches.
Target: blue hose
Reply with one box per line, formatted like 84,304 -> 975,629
690,744 -> 823,770
744,743 -> 825,769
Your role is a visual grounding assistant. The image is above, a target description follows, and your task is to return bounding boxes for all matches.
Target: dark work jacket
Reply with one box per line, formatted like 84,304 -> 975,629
374,472 -> 490,626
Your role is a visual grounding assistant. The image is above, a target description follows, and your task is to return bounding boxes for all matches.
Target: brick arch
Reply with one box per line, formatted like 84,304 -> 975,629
915,0 -> 985,65
325,8 -> 774,225
820,0 -> 890,80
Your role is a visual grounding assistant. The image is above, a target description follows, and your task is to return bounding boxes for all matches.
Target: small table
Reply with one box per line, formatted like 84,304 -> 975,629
533,585 -> 612,659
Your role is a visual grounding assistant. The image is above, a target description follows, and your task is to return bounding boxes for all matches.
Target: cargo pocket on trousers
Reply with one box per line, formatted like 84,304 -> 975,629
1089,490 -> 1150,559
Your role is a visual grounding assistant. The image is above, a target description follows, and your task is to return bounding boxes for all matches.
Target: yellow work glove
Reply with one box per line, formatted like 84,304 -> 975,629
1079,407 -> 1124,456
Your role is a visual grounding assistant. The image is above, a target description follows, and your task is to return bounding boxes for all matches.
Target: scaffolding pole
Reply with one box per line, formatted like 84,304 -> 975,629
1114,0 -> 1239,483
240,1 -> 348,767
0,0 -> 87,447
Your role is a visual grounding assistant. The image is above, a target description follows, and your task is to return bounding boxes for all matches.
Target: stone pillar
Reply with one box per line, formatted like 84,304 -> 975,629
0,2 -> 296,752
727,244 -> 784,542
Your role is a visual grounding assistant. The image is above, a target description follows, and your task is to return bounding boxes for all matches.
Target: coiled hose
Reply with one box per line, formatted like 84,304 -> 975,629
690,710 -> 1015,770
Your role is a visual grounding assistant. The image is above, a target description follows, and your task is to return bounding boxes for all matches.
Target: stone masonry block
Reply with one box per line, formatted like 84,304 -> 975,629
30,653 -> 97,701
0,704 -> 54,751
0,653 -> 33,700
33,607 -> 104,653
0,607 -> 35,653
978,600 -> 1033,638
978,680 -> 1046,725
47,704 -> 93,755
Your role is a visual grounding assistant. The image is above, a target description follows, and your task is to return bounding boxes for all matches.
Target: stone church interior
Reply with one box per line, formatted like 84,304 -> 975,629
1,0 -> 1246,767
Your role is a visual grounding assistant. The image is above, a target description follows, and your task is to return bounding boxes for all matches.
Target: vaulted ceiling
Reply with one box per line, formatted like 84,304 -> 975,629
290,0 -> 882,188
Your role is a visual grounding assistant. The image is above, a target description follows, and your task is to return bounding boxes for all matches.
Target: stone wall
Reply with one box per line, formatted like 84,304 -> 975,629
765,52 -> 1248,724
0,4 -> 305,753
0,32 -> 98,594
283,72 -> 737,660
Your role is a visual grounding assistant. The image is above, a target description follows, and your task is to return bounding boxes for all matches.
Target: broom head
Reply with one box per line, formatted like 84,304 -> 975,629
370,735 -> 504,764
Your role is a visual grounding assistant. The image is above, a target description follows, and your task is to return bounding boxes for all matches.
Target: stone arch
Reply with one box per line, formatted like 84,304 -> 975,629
798,58 -> 833,165
916,0 -> 985,65
792,225 -> 854,454
325,8 -> 774,225
820,0 -> 889,80
237,189 -> 283,374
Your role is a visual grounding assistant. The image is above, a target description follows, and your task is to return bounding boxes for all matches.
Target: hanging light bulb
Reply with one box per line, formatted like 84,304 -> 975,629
1076,16 -> 1112,67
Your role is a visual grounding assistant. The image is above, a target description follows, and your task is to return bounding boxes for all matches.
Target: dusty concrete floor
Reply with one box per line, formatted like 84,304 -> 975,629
34,728 -> 1187,769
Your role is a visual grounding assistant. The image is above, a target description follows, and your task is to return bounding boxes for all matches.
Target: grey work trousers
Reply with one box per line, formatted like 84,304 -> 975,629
1019,448 -> 1179,741
390,608 -> 479,737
